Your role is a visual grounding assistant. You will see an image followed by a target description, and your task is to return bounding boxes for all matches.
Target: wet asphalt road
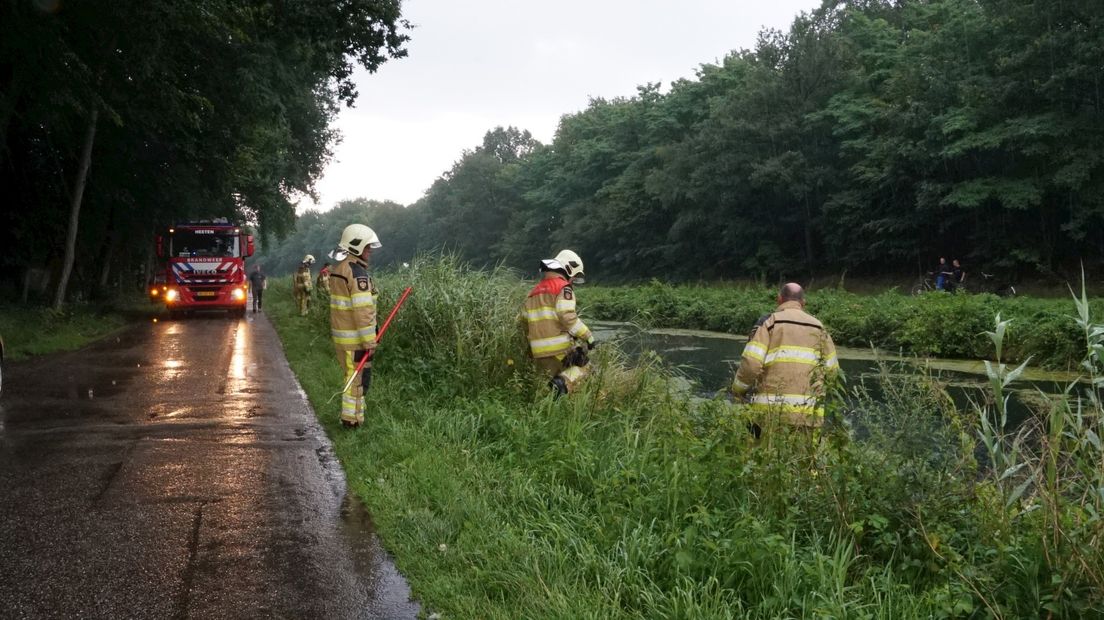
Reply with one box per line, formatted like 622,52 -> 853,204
0,311 -> 419,619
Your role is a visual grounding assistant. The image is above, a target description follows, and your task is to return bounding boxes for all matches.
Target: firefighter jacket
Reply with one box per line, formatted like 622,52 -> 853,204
328,256 -> 377,353
523,272 -> 593,359
294,265 -> 313,293
731,301 -> 839,425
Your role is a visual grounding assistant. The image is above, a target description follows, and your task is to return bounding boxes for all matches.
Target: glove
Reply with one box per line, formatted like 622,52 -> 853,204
586,339 -> 597,351
361,367 -> 372,391
563,346 -> 589,368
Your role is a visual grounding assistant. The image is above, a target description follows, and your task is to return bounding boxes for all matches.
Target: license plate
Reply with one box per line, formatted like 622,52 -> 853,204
196,291 -> 217,298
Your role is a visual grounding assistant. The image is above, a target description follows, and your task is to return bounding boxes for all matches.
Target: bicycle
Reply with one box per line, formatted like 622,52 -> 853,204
960,272 -> 1016,297
911,272 -> 937,296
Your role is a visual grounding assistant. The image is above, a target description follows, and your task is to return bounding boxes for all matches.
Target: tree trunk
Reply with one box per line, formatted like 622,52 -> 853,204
98,231 -> 119,289
53,107 -> 99,310
803,196 -> 816,270
0,64 -> 24,166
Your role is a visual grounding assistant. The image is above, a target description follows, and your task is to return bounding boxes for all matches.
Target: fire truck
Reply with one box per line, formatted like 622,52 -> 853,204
155,218 -> 255,317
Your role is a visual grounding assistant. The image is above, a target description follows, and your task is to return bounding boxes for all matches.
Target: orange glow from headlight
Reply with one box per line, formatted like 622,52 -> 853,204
150,288 -> 159,296
232,287 -> 246,301
165,288 -> 179,302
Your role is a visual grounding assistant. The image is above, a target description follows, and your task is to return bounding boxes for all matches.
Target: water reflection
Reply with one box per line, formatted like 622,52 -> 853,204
228,325 -> 248,389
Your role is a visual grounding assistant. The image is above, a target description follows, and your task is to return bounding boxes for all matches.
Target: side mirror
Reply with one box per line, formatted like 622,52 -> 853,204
156,235 -> 164,259
246,235 -> 255,257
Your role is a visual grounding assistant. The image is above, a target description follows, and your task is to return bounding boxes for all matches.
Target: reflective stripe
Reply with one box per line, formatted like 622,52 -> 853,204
330,297 -> 352,309
749,393 -> 824,416
732,378 -> 750,393
561,364 -> 587,384
350,292 -> 375,308
743,343 -> 766,362
763,346 -> 821,367
555,298 -> 576,313
530,334 -> 572,355
824,354 -> 839,368
568,321 -> 591,340
331,327 -> 376,345
525,306 -> 559,321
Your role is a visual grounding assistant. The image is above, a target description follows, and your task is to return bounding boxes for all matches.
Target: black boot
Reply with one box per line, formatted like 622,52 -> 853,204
549,376 -> 568,398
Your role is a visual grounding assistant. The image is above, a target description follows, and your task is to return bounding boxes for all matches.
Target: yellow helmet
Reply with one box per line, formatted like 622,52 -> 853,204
338,224 -> 381,256
302,254 -> 316,265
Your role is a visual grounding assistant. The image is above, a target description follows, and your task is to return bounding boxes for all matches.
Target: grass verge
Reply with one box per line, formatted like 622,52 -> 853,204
266,257 -> 1104,618
0,299 -> 148,360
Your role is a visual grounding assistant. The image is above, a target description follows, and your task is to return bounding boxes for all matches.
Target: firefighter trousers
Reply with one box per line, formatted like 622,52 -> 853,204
534,354 -> 588,393
338,350 -> 366,425
294,289 -> 310,316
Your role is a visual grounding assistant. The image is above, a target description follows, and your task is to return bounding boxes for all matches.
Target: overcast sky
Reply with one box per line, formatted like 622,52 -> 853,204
303,0 -> 822,211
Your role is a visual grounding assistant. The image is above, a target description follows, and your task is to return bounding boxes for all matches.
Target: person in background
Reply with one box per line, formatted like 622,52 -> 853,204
316,261 -> 331,292
934,257 -> 951,290
731,283 -> 839,435
293,254 -> 315,316
248,265 -> 266,313
950,259 -> 966,292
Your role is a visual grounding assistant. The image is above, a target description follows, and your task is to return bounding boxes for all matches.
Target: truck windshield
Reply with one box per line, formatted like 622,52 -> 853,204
170,230 -> 240,258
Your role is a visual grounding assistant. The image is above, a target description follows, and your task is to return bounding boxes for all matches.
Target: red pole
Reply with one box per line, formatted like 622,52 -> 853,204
372,286 -> 413,347
341,286 -> 412,394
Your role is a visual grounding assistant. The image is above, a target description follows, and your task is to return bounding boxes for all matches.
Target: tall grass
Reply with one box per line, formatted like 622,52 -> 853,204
266,256 -> 1104,618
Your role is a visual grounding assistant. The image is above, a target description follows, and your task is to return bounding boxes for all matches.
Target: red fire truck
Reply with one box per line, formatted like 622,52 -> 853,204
155,218 -> 255,317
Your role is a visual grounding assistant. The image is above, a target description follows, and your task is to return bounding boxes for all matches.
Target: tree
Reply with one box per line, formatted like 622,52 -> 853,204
0,0 -> 409,304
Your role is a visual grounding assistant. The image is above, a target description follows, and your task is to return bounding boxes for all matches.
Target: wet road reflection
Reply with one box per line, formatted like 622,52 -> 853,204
0,312 -> 418,619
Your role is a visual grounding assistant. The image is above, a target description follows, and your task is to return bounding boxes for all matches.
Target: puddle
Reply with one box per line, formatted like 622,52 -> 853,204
338,493 -> 421,618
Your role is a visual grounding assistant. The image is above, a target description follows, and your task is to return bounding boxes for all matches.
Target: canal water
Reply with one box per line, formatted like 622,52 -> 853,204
592,321 -> 1081,423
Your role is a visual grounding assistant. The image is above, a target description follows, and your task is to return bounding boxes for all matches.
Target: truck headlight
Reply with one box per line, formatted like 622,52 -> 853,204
232,287 -> 246,301
165,289 -> 179,302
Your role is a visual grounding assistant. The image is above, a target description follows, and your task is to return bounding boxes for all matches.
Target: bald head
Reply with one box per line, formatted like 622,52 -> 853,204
778,282 -> 805,305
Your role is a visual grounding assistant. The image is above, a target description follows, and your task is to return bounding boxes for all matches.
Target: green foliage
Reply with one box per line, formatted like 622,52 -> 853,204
259,0 -> 1103,284
252,199 -> 413,276
266,257 -> 1104,617
0,0 -> 409,300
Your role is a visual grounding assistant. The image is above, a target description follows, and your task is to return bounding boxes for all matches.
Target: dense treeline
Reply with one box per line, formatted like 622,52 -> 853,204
1,0 -> 407,306
265,0 -> 1104,282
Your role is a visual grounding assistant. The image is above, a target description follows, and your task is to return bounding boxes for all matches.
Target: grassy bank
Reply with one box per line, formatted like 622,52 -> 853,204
0,301 -> 143,360
266,257 -> 1104,618
584,282 -> 1103,369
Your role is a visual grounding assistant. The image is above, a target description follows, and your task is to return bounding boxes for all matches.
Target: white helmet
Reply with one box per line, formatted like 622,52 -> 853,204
541,249 -> 585,283
302,254 -> 316,265
338,224 -> 381,257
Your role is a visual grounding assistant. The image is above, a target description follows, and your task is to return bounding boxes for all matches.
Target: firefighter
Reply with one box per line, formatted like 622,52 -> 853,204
293,254 -> 315,316
730,283 -> 839,432
328,225 -> 381,428
522,249 -> 596,397
316,262 -> 331,292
